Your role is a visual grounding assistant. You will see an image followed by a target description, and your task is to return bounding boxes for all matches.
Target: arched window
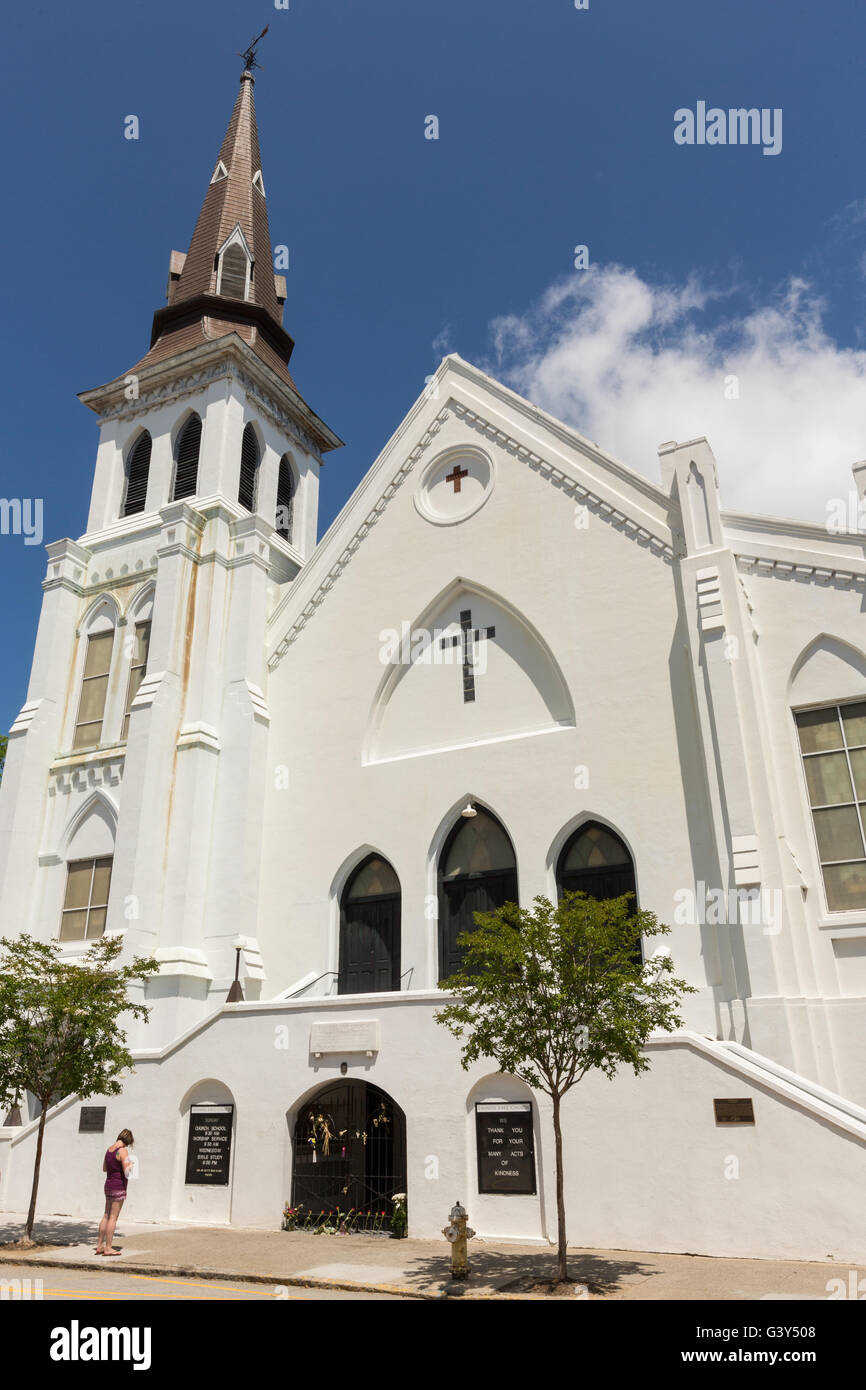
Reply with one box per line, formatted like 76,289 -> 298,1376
438,807 -> 517,980
172,414 -> 202,501
219,243 -> 249,300
556,821 -> 641,960
339,854 -> 401,995
72,624 -> 115,751
122,432 -> 152,517
238,424 -> 260,512
275,454 -> 295,542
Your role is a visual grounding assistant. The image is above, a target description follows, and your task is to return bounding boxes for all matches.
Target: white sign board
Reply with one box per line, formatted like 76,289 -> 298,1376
309,1019 -> 381,1056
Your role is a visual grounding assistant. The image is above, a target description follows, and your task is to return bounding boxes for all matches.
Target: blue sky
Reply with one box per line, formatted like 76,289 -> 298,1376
2,0 -> 866,731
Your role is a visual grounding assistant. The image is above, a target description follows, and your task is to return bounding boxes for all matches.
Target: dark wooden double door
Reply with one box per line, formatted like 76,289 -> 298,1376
439,868 -> 518,979
339,891 -> 400,994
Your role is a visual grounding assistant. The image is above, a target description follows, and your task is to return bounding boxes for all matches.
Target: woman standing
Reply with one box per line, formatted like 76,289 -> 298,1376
95,1128 -> 134,1256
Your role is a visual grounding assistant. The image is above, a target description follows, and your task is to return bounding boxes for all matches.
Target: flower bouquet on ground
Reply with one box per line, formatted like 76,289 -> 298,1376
390,1193 -> 408,1239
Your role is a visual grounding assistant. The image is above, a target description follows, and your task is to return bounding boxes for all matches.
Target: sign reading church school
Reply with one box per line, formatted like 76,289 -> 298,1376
476,1102 -> 536,1194
185,1104 -> 234,1185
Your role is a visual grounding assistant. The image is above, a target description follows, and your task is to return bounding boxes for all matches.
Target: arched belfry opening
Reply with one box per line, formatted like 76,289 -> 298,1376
290,1081 -> 406,1230
338,854 -> 401,994
437,806 -> 518,980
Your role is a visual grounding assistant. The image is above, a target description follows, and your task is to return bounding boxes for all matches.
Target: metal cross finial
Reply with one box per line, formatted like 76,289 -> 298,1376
238,24 -> 269,73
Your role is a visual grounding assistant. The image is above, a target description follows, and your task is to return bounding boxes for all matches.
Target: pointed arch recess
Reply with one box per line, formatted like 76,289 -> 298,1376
788,633 -> 866,708
363,578 -> 575,766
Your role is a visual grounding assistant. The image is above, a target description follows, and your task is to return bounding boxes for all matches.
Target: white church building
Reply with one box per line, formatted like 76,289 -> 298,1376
1,69 -> 865,1260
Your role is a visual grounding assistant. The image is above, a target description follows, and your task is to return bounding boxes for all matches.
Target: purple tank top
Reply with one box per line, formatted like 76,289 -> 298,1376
104,1145 -> 128,1190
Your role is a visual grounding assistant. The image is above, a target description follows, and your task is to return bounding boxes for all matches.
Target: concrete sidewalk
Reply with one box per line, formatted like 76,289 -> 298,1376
0,1212 -> 852,1300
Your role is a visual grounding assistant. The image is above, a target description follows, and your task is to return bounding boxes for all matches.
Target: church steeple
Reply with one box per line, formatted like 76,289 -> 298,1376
101,63 -> 338,422
169,68 -> 281,324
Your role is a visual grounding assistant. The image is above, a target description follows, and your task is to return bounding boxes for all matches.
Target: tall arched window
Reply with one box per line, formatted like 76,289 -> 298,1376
438,807 -> 517,980
339,855 -> 401,994
275,454 -> 295,542
219,243 -> 249,300
556,821 -> 641,960
122,432 -> 152,517
172,414 -> 202,501
238,424 -> 260,512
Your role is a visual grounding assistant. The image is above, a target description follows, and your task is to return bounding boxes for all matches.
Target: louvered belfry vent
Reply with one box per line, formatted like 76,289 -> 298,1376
238,424 -> 260,512
219,243 -> 249,299
172,414 -> 202,501
275,455 -> 294,541
122,432 -> 152,517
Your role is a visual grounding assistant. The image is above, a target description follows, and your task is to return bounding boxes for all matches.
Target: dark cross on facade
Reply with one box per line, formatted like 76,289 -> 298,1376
439,609 -> 496,703
445,464 -> 469,494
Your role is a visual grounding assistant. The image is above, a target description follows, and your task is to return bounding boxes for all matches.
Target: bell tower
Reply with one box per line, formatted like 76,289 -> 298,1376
0,64 -> 341,1044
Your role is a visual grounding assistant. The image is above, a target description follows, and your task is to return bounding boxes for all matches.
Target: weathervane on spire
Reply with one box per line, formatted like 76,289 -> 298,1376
237,24 -> 269,73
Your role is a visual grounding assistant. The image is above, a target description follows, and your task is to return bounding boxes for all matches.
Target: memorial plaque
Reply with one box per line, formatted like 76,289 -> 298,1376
309,1019 -> 380,1055
185,1104 -> 234,1185
476,1102 -> 536,1195
79,1106 -> 106,1134
714,1097 -> 755,1125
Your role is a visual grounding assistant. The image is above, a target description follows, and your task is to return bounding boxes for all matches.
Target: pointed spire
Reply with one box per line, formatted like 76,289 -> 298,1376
171,69 -> 280,323
82,66 -> 342,457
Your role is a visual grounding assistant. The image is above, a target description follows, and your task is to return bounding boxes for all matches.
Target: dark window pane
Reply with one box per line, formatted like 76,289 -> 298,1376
842,702 -> 866,748
823,861 -> 866,912
59,910 -> 88,942
63,861 -> 93,911
347,856 -> 399,898
562,824 -> 631,871
83,631 -> 113,678
813,806 -> 865,863
804,752 -> 854,807
796,707 -> 844,755
442,810 -> 515,878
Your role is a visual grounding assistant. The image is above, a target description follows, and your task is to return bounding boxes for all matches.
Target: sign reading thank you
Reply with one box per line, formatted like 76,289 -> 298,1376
476,1102 -> 536,1194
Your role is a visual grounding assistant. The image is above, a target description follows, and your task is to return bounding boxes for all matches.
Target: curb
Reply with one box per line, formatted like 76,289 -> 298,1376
0,1252 -> 515,1300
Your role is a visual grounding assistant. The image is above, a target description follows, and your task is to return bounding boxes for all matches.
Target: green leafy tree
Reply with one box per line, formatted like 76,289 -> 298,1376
436,892 -> 696,1284
0,933 -> 159,1243
0,734 -> 7,785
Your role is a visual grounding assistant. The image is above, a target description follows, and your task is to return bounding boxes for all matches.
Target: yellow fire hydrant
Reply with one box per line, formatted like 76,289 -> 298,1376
442,1200 -> 475,1281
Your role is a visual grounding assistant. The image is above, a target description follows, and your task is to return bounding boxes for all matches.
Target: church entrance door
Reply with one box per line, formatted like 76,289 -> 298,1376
291,1082 -> 406,1230
339,855 -> 401,994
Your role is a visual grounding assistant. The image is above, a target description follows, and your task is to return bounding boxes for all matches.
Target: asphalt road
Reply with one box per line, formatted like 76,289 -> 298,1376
0,1264 -> 406,1301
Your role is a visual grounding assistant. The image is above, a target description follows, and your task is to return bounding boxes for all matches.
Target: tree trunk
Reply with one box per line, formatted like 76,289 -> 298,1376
25,1101 -> 48,1242
552,1090 -> 568,1283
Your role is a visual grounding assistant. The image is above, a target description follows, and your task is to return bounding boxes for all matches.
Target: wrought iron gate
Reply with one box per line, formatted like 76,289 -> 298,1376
291,1082 -> 406,1229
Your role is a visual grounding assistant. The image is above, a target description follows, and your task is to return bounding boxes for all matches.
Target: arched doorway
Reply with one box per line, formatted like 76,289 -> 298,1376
438,807 -> 518,979
339,854 -> 401,994
291,1081 -> 406,1229
556,821 -> 641,960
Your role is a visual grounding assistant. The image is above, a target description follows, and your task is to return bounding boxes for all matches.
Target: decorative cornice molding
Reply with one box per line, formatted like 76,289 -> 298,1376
451,401 -> 677,559
82,340 -> 330,459
268,408 -> 452,668
267,399 -> 677,670
736,554 -> 866,588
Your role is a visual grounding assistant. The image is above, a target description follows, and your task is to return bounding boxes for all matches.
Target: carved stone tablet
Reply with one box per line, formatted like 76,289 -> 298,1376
309,1019 -> 380,1055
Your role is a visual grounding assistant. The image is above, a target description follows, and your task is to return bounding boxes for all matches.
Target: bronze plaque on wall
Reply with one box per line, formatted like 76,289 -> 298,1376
714,1098 -> 755,1125
79,1106 -> 106,1133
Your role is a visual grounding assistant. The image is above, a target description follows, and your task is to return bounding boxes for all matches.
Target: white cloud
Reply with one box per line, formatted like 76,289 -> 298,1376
485,266 -> 866,522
